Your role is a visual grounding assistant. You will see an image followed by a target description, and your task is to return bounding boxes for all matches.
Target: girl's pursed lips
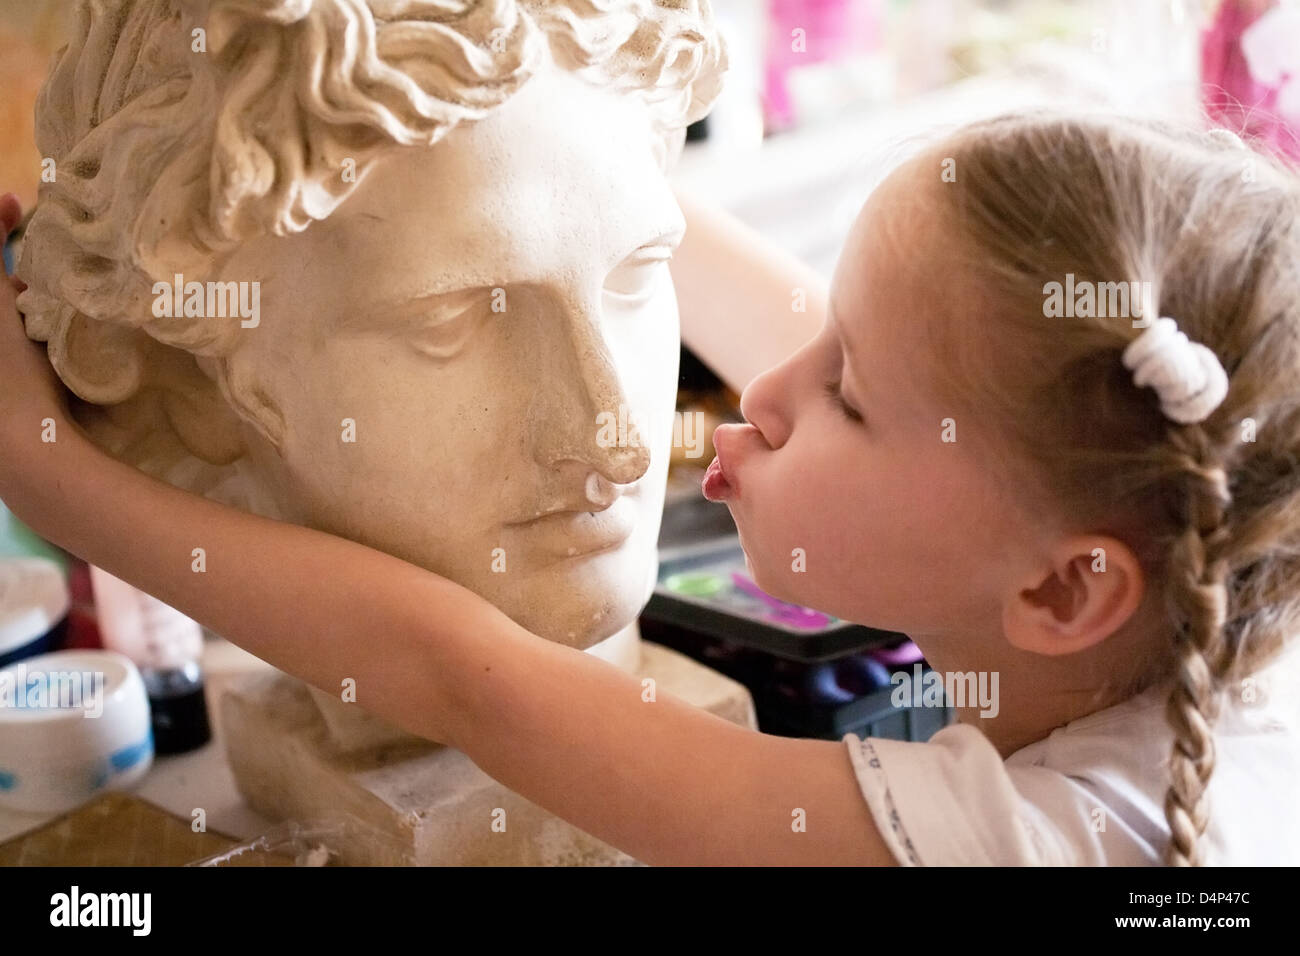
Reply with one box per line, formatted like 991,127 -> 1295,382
709,422 -> 766,494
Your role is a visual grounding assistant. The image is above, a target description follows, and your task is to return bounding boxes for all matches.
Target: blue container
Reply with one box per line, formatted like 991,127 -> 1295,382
0,558 -> 71,668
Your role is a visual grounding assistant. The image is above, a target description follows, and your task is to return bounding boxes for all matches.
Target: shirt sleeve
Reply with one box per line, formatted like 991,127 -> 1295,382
842,726 -> 1160,866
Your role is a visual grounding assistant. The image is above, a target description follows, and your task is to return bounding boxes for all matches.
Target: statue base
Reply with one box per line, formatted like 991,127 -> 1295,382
218,640 -> 757,865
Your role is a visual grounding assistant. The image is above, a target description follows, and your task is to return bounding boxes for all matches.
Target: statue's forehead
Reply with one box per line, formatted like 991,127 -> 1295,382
288,70 -> 682,300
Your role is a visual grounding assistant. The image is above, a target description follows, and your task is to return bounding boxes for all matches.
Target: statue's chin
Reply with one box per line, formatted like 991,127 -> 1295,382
503,577 -> 643,650
488,545 -> 658,651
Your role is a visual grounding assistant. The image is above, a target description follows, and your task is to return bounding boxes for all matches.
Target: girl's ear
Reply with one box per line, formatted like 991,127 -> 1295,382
1002,535 -> 1146,656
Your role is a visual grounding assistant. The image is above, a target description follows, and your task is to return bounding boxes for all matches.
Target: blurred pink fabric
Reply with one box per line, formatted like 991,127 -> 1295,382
764,0 -> 883,131
1202,0 -> 1300,161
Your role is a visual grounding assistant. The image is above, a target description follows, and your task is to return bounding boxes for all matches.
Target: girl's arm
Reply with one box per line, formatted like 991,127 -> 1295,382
671,185 -> 829,395
1,199 -> 894,867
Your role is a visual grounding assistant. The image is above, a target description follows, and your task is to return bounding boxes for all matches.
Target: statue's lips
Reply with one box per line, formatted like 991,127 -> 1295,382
508,495 -> 637,557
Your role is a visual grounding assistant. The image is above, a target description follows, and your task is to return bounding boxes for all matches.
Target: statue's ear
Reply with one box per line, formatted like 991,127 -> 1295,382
161,365 -> 247,466
162,352 -> 284,463
212,352 -> 287,453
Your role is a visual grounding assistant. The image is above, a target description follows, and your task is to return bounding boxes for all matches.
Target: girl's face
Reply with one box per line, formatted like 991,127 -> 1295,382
711,157 -> 1044,640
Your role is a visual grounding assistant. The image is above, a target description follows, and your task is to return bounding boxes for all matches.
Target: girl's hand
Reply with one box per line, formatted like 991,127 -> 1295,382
0,193 -> 71,447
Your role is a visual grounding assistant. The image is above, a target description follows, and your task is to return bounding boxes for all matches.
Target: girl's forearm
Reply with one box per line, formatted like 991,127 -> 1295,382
3,431 -> 894,865
3,429 -> 488,744
671,185 -> 828,394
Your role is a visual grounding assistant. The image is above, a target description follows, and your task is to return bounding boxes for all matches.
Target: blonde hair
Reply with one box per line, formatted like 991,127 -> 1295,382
928,111 -> 1300,865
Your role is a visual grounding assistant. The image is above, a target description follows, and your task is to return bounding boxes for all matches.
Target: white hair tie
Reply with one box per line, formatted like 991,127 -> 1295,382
1205,127 -> 1248,150
1121,317 -> 1229,424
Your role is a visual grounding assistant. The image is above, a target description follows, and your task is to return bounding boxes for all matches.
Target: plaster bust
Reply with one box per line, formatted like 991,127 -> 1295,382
17,0 -> 727,651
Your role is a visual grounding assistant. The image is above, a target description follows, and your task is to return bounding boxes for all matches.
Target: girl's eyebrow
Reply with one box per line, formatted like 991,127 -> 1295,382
828,297 -> 846,344
829,300 -> 859,368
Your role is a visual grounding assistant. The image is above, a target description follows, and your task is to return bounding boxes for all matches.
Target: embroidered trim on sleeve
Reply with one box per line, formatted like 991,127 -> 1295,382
844,734 -> 922,866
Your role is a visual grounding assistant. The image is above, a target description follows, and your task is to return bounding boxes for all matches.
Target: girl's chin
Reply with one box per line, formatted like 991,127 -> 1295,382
741,555 -> 785,600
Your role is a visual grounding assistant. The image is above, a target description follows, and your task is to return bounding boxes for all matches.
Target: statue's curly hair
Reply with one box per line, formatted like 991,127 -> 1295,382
17,0 -> 726,471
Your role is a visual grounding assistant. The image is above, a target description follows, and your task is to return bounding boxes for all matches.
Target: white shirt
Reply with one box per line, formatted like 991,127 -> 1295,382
843,642 -> 1300,865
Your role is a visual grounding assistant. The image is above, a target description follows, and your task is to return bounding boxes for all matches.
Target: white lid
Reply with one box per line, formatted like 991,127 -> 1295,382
0,558 -> 71,655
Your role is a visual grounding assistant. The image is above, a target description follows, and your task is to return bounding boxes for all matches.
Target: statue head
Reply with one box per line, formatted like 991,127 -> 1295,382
17,0 -> 727,647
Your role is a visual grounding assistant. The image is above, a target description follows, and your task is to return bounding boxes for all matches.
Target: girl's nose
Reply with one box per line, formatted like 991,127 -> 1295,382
738,356 -> 796,450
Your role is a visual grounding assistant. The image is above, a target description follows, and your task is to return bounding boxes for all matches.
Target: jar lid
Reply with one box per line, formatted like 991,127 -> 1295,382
0,558 -> 71,655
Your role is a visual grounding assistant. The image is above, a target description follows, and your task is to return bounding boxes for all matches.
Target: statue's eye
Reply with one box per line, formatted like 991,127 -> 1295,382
408,301 -> 485,359
604,253 -> 671,306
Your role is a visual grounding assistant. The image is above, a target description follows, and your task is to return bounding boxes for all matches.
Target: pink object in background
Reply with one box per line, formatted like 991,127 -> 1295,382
1201,0 -> 1300,161
764,0 -> 884,132
89,566 -> 202,671
868,640 -> 924,667
61,558 -> 103,651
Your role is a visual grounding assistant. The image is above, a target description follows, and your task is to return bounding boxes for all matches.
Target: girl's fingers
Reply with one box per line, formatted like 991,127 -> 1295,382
0,193 -> 22,238
2,196 -> 25,306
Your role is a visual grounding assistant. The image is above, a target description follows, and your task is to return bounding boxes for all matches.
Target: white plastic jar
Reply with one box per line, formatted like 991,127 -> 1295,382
0,649 -> 153,814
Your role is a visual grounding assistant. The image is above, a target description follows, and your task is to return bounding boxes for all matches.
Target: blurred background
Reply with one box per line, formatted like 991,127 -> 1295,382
680,0 -> 1298,276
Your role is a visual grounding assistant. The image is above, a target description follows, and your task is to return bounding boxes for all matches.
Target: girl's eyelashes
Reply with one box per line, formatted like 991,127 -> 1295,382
822,378 -> 864,424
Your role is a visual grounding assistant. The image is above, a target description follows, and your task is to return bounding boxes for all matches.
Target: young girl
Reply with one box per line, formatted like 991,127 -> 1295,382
2,111 -> 1298,866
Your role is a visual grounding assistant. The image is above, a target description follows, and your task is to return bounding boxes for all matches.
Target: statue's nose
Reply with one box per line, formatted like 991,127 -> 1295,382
533,294 -> 653,486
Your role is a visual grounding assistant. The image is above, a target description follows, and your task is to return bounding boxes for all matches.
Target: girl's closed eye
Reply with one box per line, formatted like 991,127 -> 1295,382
823,378 -> 864,424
